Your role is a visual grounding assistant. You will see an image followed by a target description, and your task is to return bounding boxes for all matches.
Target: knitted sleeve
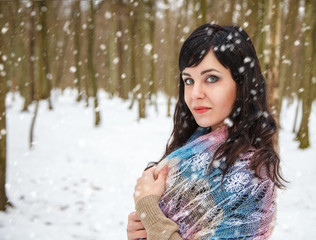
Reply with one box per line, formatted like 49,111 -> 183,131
135,195 -> 183,240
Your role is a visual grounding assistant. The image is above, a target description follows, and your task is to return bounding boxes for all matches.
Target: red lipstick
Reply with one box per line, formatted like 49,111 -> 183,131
193,106 -> 210,114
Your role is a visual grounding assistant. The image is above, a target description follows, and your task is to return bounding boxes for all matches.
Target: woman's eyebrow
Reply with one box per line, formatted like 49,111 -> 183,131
182,72 -> 191,76
182,68 -> 221,76
200,68 -> 222,75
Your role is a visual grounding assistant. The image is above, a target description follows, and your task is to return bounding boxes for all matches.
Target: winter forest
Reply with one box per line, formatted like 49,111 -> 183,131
0,0 -> 315,239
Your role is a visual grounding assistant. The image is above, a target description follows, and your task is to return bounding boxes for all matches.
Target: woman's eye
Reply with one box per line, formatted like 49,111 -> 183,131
206,76 -> 219,83
184,78 -> 194,85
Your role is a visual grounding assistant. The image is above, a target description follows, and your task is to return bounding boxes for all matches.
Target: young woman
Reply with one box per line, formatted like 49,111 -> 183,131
127,24 -> 286,240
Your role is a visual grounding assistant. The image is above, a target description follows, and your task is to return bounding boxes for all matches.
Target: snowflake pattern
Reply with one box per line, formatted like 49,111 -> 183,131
225,218 -> 243,226
225,172 -> 251,193
248,212 -> 263,222
190,153 -> 210,172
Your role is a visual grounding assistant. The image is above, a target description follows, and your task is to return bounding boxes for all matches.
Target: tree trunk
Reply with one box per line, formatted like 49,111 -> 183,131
312,0 -> 316,102
164,0 -> 173,117
115,2 -> 128,100
279,0 -> 298,113
54,26 -> 69,90
6,1 -> 17,93
23,1 -> 36,111
38,0 -> 53,109
297,0 -> 314,149
106,2 -> 119,97
0,1 -> 9,211
29,100 -> 39,149
128,3 -> 137,110
12,0 -> 29,111
88,0 -> 100,126
136,0 -> 151,119
73,1 -> 83,102
147,0 -> 157,109
264,0 -> 282,128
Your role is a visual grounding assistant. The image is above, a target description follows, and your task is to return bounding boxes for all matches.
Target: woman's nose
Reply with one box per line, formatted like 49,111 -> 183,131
191,82 -> 205,99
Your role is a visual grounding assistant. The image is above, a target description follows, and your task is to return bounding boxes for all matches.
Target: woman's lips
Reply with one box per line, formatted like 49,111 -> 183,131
193,106 -> 211,114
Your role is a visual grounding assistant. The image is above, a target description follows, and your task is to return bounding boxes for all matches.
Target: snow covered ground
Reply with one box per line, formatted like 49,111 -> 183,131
0,89 -> 315,239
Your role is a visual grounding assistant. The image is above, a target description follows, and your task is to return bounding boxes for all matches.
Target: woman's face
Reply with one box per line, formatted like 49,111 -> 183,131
182,50 -> 237,130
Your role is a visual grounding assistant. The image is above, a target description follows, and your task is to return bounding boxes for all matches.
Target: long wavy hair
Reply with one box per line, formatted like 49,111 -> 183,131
152,24 -> 286,189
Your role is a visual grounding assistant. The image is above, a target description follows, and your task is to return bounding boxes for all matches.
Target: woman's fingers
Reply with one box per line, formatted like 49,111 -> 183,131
157,165 -> 168,181
127,212 -> 144,230
127,229 -> 147,240
127,212 -> 147,240
127,220 -> 146,231
142,167 -> 155,181
128,211 -> 140,221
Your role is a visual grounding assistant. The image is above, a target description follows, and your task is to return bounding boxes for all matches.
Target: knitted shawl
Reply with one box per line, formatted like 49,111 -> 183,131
156,126 -> 276,240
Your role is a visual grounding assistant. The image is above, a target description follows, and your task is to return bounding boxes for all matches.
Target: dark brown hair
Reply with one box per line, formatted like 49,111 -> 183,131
154,24 -> 286,189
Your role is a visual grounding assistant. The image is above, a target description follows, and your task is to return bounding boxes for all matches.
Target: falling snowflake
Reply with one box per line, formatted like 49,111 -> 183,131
294,40 -> 300,46
183,26 -> 190,34
225,172 -> 251,193
224,118 -> 233,127
1,26 -> 9,34
2,55 -> 7,61
235,39 -> 241,44
70,66 -> 77,73
99,44 -> 106,50
153,53 -> 158,60
144,43 -> 152,55
238,66 -> 245,73
227,33 -> 233,40
250,89 -> 257,95
104,11 -> 112,19
113,57 -> 119,64
244,57 -> 251,63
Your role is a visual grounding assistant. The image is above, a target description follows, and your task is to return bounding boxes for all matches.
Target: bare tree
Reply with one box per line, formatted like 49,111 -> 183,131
164,0 -> 173,117
128,2 -> 138,110
0,1 -> 10,211
88,0 -> 101,126
73,1 -> 83,102
23,1 -> 36,111
264,0 -> 282,128
296,0 -> 315,148
38,0 -> 53,109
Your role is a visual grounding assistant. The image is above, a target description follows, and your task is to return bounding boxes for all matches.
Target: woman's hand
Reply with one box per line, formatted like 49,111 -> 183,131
127,211 -> 147,240
133,165 -> 168,204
